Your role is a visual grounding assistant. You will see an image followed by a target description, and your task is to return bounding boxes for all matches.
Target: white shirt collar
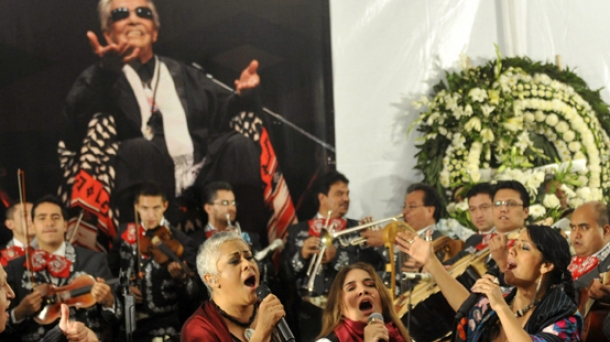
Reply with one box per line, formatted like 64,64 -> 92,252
417,223 -> 437,237
479,227 -> 497,235
48,242 -> 67,257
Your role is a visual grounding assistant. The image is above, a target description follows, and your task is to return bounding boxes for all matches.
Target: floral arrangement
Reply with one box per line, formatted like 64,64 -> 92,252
411,47 -> 610,226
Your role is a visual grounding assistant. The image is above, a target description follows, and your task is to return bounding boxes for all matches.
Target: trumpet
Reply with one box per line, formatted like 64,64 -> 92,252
227,213 -> 242,235
319,214 -> 404,248
305,211 -> 333,293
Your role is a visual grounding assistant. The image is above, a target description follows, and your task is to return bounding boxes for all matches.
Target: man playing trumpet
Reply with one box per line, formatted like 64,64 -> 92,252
282,170 -> 384,341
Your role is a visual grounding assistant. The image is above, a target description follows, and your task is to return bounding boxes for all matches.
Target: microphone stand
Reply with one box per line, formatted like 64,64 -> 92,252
406,280 -> 414,332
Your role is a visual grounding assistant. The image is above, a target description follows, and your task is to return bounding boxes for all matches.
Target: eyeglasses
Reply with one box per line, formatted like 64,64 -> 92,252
403,205 -> 427,210
494,200 -> 524,208
212,200 -> 237,207
110,7 -> 154,23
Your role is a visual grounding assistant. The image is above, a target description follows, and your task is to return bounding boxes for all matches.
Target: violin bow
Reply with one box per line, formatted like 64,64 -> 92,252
133,204 -> 142,288
17,169 -> 35,289
68,209 -> 85,244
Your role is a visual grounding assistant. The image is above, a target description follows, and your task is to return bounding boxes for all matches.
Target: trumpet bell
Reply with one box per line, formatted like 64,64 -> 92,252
382,221 -> 416,244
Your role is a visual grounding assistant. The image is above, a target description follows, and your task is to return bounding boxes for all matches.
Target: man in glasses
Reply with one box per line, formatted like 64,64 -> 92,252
59,0 -> 265,251
444,182 -> 496,265
108,182 -> 199,341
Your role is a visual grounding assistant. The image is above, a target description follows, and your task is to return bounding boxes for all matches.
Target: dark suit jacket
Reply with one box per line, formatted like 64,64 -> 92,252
3,244 -> 118,342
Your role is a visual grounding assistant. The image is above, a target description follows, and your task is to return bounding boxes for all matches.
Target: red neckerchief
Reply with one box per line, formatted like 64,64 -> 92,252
307,218 -> 347,237
0,245 -> 34,266
121,223 -> 146,244
568,255 -> 599,280
334,317 -> 406,342
24,249 -> 72,278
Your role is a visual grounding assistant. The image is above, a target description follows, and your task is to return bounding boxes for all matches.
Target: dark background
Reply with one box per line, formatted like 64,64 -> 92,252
0,0 -> 336,226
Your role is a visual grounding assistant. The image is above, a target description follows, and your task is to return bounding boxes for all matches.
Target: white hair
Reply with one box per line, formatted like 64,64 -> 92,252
98,0 -> 161,32
196,231 -> 243,296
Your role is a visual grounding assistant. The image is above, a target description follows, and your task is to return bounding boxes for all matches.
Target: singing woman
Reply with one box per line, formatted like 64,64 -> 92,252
181,231 -> 284,342
315,262 -> 411,342
397,225 -> 581,342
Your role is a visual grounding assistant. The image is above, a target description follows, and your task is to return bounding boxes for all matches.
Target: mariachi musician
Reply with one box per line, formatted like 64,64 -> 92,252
3,195 -> 119,342
108,182 -> 198,341
1,201 -> 37,266
568,201 -> 610,341
282,170 -> 384,341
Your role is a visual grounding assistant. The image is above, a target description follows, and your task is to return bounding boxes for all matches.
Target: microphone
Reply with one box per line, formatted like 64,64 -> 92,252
455,264 -> 500,321
256,284 -> 295,342
255,239 -> 284,261
368,312 -> 387,342
401,272 -> 433,282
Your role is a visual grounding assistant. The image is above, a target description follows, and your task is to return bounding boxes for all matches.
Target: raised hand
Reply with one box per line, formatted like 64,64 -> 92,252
234,60 -> 260,94
87,31 -> 140,71
91,278 -> 114,308
489,233 -> 509,271
59,304 -> 99,342
396,232 -> 432,266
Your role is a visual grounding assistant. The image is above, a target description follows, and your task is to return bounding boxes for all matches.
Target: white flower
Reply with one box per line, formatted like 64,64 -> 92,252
577,175 -> 589,187
446,202 -> 457,214
455,200 -> 469,212
439,127 -> 448,136
481,104 -> 495,117
563,130 -> 576,142
529,204 -> 547,219
569,197 -> 584,209
555,121 -> 569,133
568,141 -> 582,153
464,104 -> 474,117
524,112 -> 535,123
542,194 -> 561,209
481,128 -> 495,143
576,187 -> 591,200
503,117 -> 523,132
534,110 -> 546,122
465,117 -> 482,132
468,88 -> 488,102
545,114 -> 559,126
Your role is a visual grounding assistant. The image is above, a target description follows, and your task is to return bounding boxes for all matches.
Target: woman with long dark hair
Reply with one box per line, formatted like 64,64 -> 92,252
315,262 -> 410,342
397,225 -> 581,341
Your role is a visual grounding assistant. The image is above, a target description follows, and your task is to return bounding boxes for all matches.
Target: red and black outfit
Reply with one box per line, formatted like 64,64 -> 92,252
316,317 -> 407,342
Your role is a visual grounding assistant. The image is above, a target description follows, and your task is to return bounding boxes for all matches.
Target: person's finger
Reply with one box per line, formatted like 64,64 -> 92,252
59,303 -> 70,330
247,60 -> 259,75
87,31 -> 102,53
96,277 -> 106,283
123,46 -> 141,63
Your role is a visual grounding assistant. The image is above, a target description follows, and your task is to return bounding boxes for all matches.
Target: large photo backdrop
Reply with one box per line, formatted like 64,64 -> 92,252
0,0 -> 336,238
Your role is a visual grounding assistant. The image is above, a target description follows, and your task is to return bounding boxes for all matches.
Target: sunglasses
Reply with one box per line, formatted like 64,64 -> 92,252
110,7 -> 154,23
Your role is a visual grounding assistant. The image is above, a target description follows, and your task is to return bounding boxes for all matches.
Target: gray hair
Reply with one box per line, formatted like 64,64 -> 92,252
98,0 -> 161,32
196,231 -> 243,296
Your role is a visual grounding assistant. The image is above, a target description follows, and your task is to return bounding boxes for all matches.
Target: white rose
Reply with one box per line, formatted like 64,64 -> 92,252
542,194 -> 561,209
545,114 -> 559,126
529,204 -> 546,219
524,112 -> 535,123
577,176 -> 588,187
591,188 -> 603,201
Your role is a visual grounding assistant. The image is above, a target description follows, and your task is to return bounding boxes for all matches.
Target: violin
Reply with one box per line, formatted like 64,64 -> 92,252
579,272 -> 610,342
33,275 -> 118,325
137,225 -> 193,277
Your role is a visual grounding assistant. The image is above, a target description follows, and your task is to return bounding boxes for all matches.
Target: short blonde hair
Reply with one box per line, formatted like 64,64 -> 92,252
97,0 -> 161,32
196,231 -> 242,296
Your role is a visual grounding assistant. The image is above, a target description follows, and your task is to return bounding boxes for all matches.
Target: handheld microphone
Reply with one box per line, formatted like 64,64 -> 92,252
367,312 -> 387,342
255,239 -> 284,261
455,264 -> 500,321
256,284 -> 295,342
401,272 -> 433,282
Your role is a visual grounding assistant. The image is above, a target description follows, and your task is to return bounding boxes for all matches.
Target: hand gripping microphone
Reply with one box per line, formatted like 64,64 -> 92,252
368,312 -> 387,342
256,284 -> 295,342
454,264 -> 500,321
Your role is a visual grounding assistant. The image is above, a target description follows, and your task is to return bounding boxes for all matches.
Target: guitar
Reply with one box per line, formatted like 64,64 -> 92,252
579,271 -> 610,342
